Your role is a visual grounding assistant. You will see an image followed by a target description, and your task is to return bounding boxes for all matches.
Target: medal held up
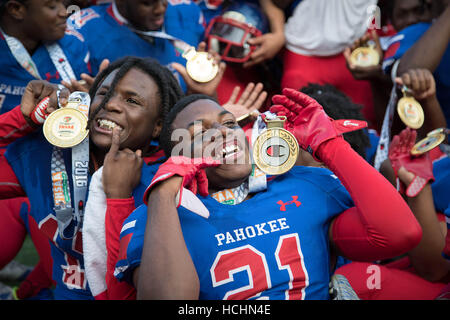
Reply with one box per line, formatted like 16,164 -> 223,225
397,85 -> 425,130
350,40 -> 380,68
253,115 -> 299,175
43,91 -> 91,148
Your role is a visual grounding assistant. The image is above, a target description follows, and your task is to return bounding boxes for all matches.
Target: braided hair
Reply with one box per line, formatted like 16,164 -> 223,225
300,83 -> 371,159
88,56 -> 184,147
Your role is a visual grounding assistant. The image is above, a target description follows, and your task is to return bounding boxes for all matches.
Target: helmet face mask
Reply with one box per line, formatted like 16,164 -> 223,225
205,3 -> 268,64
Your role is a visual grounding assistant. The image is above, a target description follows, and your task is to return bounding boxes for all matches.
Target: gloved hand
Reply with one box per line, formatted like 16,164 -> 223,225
143,156 -> 220,205
388,127 -> 434,197
269,88 -> 367,161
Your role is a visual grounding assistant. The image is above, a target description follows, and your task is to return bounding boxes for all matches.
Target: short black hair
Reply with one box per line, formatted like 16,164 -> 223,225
300,83 -> 371,159
160,94 -> 219,157
88,56 -> 184,147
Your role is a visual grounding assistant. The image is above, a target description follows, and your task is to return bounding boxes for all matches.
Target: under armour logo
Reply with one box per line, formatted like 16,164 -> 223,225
45,71 -> 60,81
343,120 -> 360,127
277,196 -> 301,211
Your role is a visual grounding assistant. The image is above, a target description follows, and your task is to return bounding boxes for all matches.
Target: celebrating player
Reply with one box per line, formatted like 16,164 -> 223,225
109,88 -> 422,300
2,56 -> 183,299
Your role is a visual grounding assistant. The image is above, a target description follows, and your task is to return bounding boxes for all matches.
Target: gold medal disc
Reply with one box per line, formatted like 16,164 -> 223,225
411,132 -> 446,155
43,108 -> 88,148
397,96 -> 424,129
253,126 -> 299,175
185,51 -> 219,83
350,47 -> 380,67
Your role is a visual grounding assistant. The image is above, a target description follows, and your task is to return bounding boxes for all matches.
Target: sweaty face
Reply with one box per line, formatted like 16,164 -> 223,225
392,0 -> 432,31
171,99 -> 253,191
118,0 -> 168,31
89,68 -> 162,153
23,0 -> 68,41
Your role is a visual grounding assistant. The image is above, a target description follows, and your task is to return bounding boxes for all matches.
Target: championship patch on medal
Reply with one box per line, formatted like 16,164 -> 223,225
253,116 -> 298,175
43,92 -> 90,148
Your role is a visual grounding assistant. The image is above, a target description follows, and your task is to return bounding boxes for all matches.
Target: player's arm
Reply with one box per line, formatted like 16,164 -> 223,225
270,89 -> 422,262
397,5 -> 450,76
0,80 -> 69,146
137,176 -> 200,300
103,128 -> 143,299
243,0 -> 286,68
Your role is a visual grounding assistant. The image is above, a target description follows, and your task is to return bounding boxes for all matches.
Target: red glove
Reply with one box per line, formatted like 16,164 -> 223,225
29,97 -> 50,125
270,88 -> 367,161
388,128 -> 434,197
143,156 -> 220,205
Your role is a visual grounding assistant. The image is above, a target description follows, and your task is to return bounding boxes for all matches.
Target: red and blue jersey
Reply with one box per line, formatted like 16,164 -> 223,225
4,129 -> 160,299
0,33 -> 90,115
68,1 -> 205,93
115,165 -> 353,300
383,22 -> 450,127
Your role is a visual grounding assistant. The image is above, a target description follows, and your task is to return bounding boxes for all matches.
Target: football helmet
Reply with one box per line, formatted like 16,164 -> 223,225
205,1 -> 268,63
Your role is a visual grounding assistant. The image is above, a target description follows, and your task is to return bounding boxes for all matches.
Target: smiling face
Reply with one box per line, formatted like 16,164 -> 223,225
115,0 -> 167,31
21,0 -> 68,41
171,99 -> 253,191
89,67 -> 162,154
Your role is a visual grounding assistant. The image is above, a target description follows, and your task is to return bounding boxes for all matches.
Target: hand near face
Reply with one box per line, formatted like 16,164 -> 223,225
21,80 -> 70,126
102,127 -> 144,199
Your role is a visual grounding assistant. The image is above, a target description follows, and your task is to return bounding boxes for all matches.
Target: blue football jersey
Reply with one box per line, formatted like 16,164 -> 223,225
5,129 -> 160,299
383,22 -> 450,127
115,166 -> 354,300
432,154 -> 450,219
68,1 -> 205,93
0,33 -> 90,115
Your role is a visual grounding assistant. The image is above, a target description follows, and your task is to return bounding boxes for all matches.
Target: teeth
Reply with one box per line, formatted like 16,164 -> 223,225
97,119 -> 122,131
221,144 -> 239,157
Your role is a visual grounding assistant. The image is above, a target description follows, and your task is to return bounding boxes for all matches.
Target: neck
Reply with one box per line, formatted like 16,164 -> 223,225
1,20 -> 40,54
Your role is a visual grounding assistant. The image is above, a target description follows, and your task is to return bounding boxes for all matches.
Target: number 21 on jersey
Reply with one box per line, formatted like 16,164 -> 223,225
210,233 -> 309,300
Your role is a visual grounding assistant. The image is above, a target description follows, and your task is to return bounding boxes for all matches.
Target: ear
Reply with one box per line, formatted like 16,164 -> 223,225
5,0 -> 28,21
152,117 -> 162,139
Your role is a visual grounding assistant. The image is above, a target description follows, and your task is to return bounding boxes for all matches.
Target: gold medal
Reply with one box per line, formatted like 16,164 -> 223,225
411,127 -> 448,155
397,87 -> 424,129
411,133 -> 446,155
350,46 -> 380,67
183,48 -> 218,83
43,107 -> 88,148
253,116 -> 299,175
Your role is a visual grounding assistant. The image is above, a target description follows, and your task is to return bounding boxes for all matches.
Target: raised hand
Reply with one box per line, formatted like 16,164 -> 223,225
222,82 -> 267,119
388,127 -> 434,197
269,88 -> 367,160
102,127 -> 143,199
21,80 -> 70,126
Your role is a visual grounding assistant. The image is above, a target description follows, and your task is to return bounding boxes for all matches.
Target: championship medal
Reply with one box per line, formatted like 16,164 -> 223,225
253,116 -> 299,175
350,43 -> 380,67
397,87 -> 424,129
183,48 -> 218,83
43,93 -> 89,148
411,128 -> 448,155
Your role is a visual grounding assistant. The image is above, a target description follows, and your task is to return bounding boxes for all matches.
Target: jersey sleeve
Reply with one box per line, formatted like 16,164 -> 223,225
0,105 -> 34,147
114,204 -> 148,285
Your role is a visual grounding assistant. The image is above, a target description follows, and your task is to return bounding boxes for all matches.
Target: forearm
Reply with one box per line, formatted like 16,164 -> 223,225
0,105 -> 35,147
397,6 -> 450,75
137,179 -> 199,300
406,184 -> 450,282
418,95 -> 447,138
259,0 -> 285,35
322,138 -> 422,261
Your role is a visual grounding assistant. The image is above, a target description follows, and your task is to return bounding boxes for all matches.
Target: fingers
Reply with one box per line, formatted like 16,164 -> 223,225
237,82 -> 255,106
99,59 -> 110,73
108,127 -> 121,156
226,86 -> 241,105
399,69 -> 435,99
